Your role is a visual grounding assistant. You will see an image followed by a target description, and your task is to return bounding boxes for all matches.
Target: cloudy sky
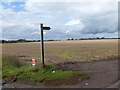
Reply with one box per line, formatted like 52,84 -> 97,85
1,0 -> 118,40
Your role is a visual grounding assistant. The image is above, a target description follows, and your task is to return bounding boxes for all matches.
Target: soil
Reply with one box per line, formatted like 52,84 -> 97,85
3,58 -> 119,88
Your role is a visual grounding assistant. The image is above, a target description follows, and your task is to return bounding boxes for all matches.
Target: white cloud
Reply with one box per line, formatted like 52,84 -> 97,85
3,0 -> 117,2
31,32 -> 39,35
65,20 -> 80,26
2,0 -> 27,2
1,1 -> 118,40
26,23 -> 36,28
65,30 -> 69,33
23,0 -> 118,2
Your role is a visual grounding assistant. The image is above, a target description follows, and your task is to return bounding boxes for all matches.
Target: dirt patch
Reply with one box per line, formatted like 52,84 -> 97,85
55,58 -> 118,88
56,56 -> 118,71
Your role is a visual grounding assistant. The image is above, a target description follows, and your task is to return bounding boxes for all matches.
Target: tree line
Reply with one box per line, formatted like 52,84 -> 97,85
67,37 -> 118,40
1,37 -> 119,43
1,39 -> 61,43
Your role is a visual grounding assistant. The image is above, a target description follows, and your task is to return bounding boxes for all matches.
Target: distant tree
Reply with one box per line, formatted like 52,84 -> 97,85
37,40 -> 40,42
96,37 -> 99,39
67,38 -> 70,40
2,40 -> 5,43
101,37 -> 105,39
80,38 -> 84,40
18,39 -> 26,42
71,38 -> 74,40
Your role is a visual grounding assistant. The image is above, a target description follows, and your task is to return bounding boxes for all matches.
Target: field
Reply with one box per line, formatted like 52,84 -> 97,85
2,39 -> 119,88
2,39 -> 118,64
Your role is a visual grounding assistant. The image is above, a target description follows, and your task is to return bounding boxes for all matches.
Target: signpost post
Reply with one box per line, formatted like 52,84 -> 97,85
40,23 -> 51,67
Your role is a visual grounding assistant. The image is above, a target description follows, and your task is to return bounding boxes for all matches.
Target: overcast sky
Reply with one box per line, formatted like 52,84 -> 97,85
1,0 -> 118,40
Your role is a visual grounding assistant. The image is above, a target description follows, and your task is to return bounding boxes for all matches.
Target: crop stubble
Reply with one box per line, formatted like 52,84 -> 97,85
2,39 -> 118,64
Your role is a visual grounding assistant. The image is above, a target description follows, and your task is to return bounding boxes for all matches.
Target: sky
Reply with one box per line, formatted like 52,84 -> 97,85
1,0 -> 118,40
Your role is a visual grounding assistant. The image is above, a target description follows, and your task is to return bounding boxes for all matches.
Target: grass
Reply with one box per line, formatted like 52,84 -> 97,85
2,56 -> 89,86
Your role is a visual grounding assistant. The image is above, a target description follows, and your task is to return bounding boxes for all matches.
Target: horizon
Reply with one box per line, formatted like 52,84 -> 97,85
1,37 -> 119,41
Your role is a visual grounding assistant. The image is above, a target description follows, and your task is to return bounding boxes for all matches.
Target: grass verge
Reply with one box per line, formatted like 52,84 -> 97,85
2,56 -> 90,86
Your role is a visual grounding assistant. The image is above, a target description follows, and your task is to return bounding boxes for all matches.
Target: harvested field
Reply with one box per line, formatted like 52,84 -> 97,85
2,39 -> 118,64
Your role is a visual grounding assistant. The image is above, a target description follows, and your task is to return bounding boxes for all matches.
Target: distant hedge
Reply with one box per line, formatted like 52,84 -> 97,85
1,38 -> 119,43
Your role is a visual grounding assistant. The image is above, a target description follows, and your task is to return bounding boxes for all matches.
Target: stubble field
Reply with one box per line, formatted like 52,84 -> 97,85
2,39 -> 118,64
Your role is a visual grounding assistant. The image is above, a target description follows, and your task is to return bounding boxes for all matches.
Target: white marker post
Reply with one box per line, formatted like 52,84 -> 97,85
32,59 -> 35,67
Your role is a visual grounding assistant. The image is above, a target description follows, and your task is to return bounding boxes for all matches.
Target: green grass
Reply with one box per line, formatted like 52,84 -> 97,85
2,56 -> 90,86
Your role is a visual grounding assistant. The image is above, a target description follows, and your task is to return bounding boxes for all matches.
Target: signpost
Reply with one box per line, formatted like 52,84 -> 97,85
40,23 -> 51,67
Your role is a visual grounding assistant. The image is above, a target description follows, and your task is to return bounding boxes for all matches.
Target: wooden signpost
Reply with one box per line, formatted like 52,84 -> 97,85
40,23 -> 51,67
